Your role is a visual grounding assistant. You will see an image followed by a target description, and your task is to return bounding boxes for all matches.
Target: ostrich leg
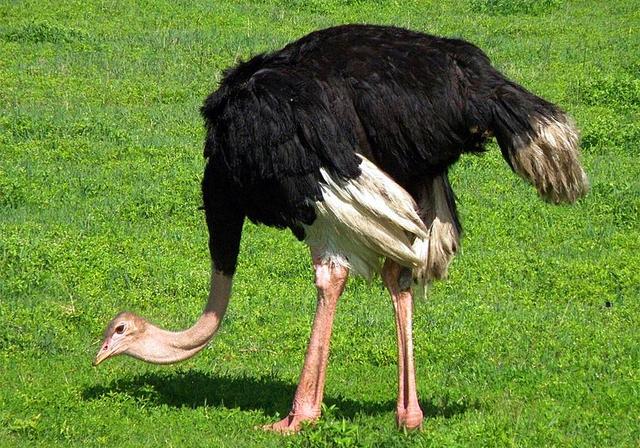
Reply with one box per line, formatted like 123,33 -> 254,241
263,251 -> 348,433
382,259 -> 424,430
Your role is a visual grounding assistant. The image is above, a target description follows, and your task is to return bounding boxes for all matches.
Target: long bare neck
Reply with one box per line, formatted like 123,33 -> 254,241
129,272 -> 232,364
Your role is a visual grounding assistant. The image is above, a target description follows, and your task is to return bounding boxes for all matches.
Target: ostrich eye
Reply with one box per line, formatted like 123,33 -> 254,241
115,324 -> 125,334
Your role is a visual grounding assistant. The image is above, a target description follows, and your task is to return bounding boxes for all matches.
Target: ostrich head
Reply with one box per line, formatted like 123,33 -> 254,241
93,272 -> 232,366
94,312 -> 147,365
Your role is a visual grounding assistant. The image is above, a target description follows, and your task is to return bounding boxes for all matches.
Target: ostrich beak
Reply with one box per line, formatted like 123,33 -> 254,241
93,340 -> 114,366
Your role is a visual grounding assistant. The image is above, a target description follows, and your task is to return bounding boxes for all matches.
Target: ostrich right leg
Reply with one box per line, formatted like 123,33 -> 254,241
382,259 -> 424,430
263,251 -> 348,433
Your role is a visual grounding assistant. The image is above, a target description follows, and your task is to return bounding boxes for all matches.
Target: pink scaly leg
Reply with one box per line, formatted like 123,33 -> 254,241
263,251 -> 348,433
382,259 -> 424,430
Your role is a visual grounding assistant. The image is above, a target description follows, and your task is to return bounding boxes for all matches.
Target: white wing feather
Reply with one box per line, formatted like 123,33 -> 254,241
304,155 -> 428,278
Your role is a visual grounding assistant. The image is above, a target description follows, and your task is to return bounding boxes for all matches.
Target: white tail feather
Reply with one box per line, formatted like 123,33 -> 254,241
509,116 -> 589,203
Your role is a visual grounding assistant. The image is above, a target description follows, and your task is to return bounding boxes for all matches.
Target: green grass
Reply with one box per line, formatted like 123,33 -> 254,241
1,0 -> 639,446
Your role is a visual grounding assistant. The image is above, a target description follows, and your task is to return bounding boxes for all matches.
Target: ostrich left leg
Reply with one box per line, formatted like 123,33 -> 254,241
382,259 -> 424,430
263,253 -> 348,433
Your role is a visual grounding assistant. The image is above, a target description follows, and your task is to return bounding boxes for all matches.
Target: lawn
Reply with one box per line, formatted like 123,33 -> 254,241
1,0 -> 639,446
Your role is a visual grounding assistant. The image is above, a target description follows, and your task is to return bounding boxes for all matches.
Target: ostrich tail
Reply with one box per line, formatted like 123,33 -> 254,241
492,81 -> 589,203
304,155 -> 428,279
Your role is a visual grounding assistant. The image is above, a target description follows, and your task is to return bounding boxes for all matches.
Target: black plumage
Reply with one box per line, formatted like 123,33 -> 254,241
200,24 -> 586,275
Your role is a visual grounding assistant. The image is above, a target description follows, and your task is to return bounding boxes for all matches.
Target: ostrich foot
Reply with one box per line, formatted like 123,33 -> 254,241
397,406 -> 424,430
262,412 -> 318,433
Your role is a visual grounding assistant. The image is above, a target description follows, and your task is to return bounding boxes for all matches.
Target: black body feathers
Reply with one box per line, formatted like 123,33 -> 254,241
201,24 -> 585,275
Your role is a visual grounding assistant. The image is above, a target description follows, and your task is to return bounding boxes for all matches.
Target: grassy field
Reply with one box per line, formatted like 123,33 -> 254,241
1,0 -> 639,446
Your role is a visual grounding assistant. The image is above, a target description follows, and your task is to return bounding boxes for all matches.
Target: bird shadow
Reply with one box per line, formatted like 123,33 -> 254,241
82,370 -> 478,421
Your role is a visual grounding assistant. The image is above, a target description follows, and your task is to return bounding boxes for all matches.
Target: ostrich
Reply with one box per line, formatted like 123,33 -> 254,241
94,24 -> 588,432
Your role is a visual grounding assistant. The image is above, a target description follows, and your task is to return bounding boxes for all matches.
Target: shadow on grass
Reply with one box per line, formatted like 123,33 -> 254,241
82,370 -> 478,420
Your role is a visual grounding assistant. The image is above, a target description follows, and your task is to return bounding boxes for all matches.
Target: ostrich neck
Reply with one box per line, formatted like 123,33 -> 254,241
131,272 -> 232,364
